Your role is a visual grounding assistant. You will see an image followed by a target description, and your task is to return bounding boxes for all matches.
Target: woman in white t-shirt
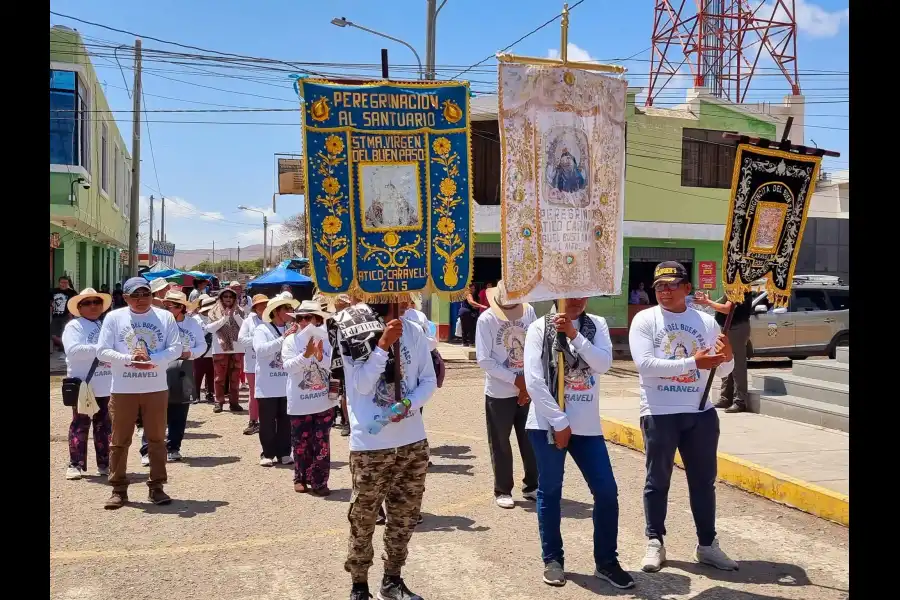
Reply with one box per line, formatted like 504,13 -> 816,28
61,288 -> 113,481
282,301 -> 333,495
253,293 -> 300,467
238,294 -> 269,435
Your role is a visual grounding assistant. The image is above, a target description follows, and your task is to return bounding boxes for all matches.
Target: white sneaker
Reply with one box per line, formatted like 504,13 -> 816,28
641,539 -> 666,572
65,466 -> 83,480
141,454 -> 151,467
97,466 -> 109,477
522,490 -> 538,501
281,455 -> 294,465
259,457 -> 274,467
695,538 -> 738,571
167,451 -> 182,462
495,494 -> 515,509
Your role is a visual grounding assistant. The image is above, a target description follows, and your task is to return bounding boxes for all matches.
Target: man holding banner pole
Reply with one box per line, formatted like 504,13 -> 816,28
523,297 -> 634,590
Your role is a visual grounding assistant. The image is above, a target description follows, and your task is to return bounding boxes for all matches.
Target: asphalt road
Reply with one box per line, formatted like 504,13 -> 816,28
50,362 -> 849,600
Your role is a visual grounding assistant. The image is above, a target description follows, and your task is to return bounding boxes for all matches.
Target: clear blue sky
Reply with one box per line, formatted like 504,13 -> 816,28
49,0 -> 849,254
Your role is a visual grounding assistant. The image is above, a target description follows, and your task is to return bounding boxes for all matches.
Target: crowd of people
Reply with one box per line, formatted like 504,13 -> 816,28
56,259 -> 742,600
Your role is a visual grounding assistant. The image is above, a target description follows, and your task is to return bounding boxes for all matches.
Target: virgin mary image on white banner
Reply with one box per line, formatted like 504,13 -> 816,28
499,63 -> 626,303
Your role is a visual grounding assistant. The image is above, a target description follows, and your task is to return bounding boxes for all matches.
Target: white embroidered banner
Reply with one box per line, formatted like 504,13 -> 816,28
498,64 -> 626,302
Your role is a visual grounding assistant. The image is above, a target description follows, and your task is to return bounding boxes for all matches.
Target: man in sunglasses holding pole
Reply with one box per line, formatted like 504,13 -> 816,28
629,261 -> 737,574
97,277 -> 183,509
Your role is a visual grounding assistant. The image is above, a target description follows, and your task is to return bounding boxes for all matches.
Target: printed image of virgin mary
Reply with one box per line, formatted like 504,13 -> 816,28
503,335 -> 525,370
299,363 -> 329,391
551,149 -> 586,193
564,366 -> 595,391
668,343 -> 700,383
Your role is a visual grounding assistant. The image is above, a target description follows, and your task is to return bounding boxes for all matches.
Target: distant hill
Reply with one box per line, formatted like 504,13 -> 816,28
174,244 -> 265,270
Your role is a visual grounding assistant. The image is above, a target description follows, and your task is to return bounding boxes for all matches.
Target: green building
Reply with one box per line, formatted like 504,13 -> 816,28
50,26 -> 130,290
428,87 -> 798,340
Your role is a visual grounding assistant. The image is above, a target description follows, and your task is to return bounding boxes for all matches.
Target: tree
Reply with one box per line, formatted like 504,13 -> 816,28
279,211 -> 308,259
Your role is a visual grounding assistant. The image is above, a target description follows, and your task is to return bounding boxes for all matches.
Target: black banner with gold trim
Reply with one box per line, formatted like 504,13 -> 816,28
722,144 -> 822,307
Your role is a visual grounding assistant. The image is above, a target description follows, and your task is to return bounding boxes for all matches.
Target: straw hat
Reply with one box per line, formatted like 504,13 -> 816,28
68,287 -> 112,317
197,295 -> 218,314
162,289 -> 196,312
250,293 -> 269,309
149,278 -> 170,294
486,280 -> 528,322
262,292 -> 300,323
292,299 -> 333,321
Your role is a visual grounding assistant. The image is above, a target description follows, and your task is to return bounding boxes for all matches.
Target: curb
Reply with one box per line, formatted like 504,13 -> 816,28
600,416 -> 849,527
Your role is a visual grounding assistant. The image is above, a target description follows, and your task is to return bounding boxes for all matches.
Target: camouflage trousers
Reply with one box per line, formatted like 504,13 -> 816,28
345,439 -> 429,583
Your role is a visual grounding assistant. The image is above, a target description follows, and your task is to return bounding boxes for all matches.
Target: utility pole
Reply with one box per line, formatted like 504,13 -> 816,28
425,0 -> 447,80
212,240 -> 215,273
127,38 -> 142,277
160,196 -> 166,242
148,194 -> 154,257
269,230 -> 274,266
237,242 -> 241,272
262,215 -> 269,271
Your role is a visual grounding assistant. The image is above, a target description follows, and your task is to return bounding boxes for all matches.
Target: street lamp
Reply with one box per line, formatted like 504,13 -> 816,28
330,16 -> 423,79
238,205 -> 269,271
69,176 -> 90,207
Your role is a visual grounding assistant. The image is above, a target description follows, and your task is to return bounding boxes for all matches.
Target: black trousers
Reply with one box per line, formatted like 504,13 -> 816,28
485,395 -> 538,496
459,310 -> 477,345
258,396 -> 290,459
640,409 -> 720,546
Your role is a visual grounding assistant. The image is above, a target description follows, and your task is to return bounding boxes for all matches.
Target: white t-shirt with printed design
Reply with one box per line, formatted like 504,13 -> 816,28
62,317 -> 112,398
475,305 -> 537,398
283,326 -> 334,416
253,322 -> 289,398
96,307 -> 183,394
628,305 -> 735,417
175,316 -> 207,359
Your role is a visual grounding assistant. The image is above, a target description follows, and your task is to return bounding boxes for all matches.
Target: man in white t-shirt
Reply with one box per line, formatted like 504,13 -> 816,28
475,281 -> 538,509
523,297 -> 634,590
97,277 -> 183,509
629,261 -> 737,574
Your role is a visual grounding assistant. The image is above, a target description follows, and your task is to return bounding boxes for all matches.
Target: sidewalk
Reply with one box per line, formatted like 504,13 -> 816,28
598,372 -> 849,526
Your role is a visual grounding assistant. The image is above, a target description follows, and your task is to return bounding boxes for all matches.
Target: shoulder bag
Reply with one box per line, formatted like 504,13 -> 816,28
61,358 -> 100,407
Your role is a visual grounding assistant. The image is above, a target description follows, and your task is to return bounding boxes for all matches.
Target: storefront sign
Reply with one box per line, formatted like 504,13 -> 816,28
152,240 -> 176,257
699,260 -> 716,290
277,158 -> 305,195
498,64 -> 626,302
49,232 -> 60,249
299,78 -> 473,301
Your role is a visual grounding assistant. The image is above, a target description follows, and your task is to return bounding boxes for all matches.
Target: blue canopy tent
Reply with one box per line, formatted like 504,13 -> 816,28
246,259 -> 312,288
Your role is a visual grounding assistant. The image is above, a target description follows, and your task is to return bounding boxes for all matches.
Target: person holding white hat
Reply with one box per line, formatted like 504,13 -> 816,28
253,292 -> 300,466
61,288 -> 113,480
138,290 -> 207,464
97,277 -> 183,509
149,278 -> 171,308
191,295 -> 217,404
475,281 -> 539,509
283,300 -> 334,494
238,293 -> 269,435
207,283 -> 245,413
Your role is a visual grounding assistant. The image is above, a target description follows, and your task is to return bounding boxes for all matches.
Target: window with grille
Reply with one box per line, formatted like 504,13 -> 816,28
681,128 -> 737,189
50,70 -> 90,168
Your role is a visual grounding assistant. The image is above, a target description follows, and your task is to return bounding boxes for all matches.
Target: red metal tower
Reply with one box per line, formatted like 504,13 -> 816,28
647,0 -> 801,106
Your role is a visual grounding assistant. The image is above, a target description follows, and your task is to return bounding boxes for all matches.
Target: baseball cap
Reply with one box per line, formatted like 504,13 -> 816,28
652,261 -> 689,287
123,277 -> 151,295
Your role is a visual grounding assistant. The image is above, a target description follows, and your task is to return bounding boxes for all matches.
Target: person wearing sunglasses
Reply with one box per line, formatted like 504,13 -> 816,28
628,261 -> 737,574
61,288 -> 113,480
253,292 -> 300,467
138,290 -> 207,465
282,301 -> 333,494
97,277 -> 183,509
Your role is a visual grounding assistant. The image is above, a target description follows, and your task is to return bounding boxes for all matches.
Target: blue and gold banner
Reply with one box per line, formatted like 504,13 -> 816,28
300,79 -> 473,302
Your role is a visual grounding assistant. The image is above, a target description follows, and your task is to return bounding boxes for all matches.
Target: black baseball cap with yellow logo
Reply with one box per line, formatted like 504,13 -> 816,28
652,261 -> 689,287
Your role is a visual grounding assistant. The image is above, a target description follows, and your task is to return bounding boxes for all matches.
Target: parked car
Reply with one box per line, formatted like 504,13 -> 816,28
747,275 -> 849,360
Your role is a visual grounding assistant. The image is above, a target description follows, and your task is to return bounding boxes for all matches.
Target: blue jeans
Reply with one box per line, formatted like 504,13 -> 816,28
527,430 -> 619,568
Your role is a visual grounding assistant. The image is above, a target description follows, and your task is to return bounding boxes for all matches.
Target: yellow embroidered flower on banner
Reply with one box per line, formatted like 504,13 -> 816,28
432,137 -> 451,157
325,135 -> 344,156
439,178 -> 457,197
383,231 -> 400,247
437,216 -> 455,236
323,216 -> 342,235
323,177 -> 340,195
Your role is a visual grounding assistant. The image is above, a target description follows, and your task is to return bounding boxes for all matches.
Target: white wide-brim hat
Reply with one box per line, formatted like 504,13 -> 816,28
263,292 -> 301,323
68,288 -> 112,317
196,295 -> 217,314
486,280 -> 527,322
291,299 -> 333,320
149,278 -> 170,294
162,289 -> 196,312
